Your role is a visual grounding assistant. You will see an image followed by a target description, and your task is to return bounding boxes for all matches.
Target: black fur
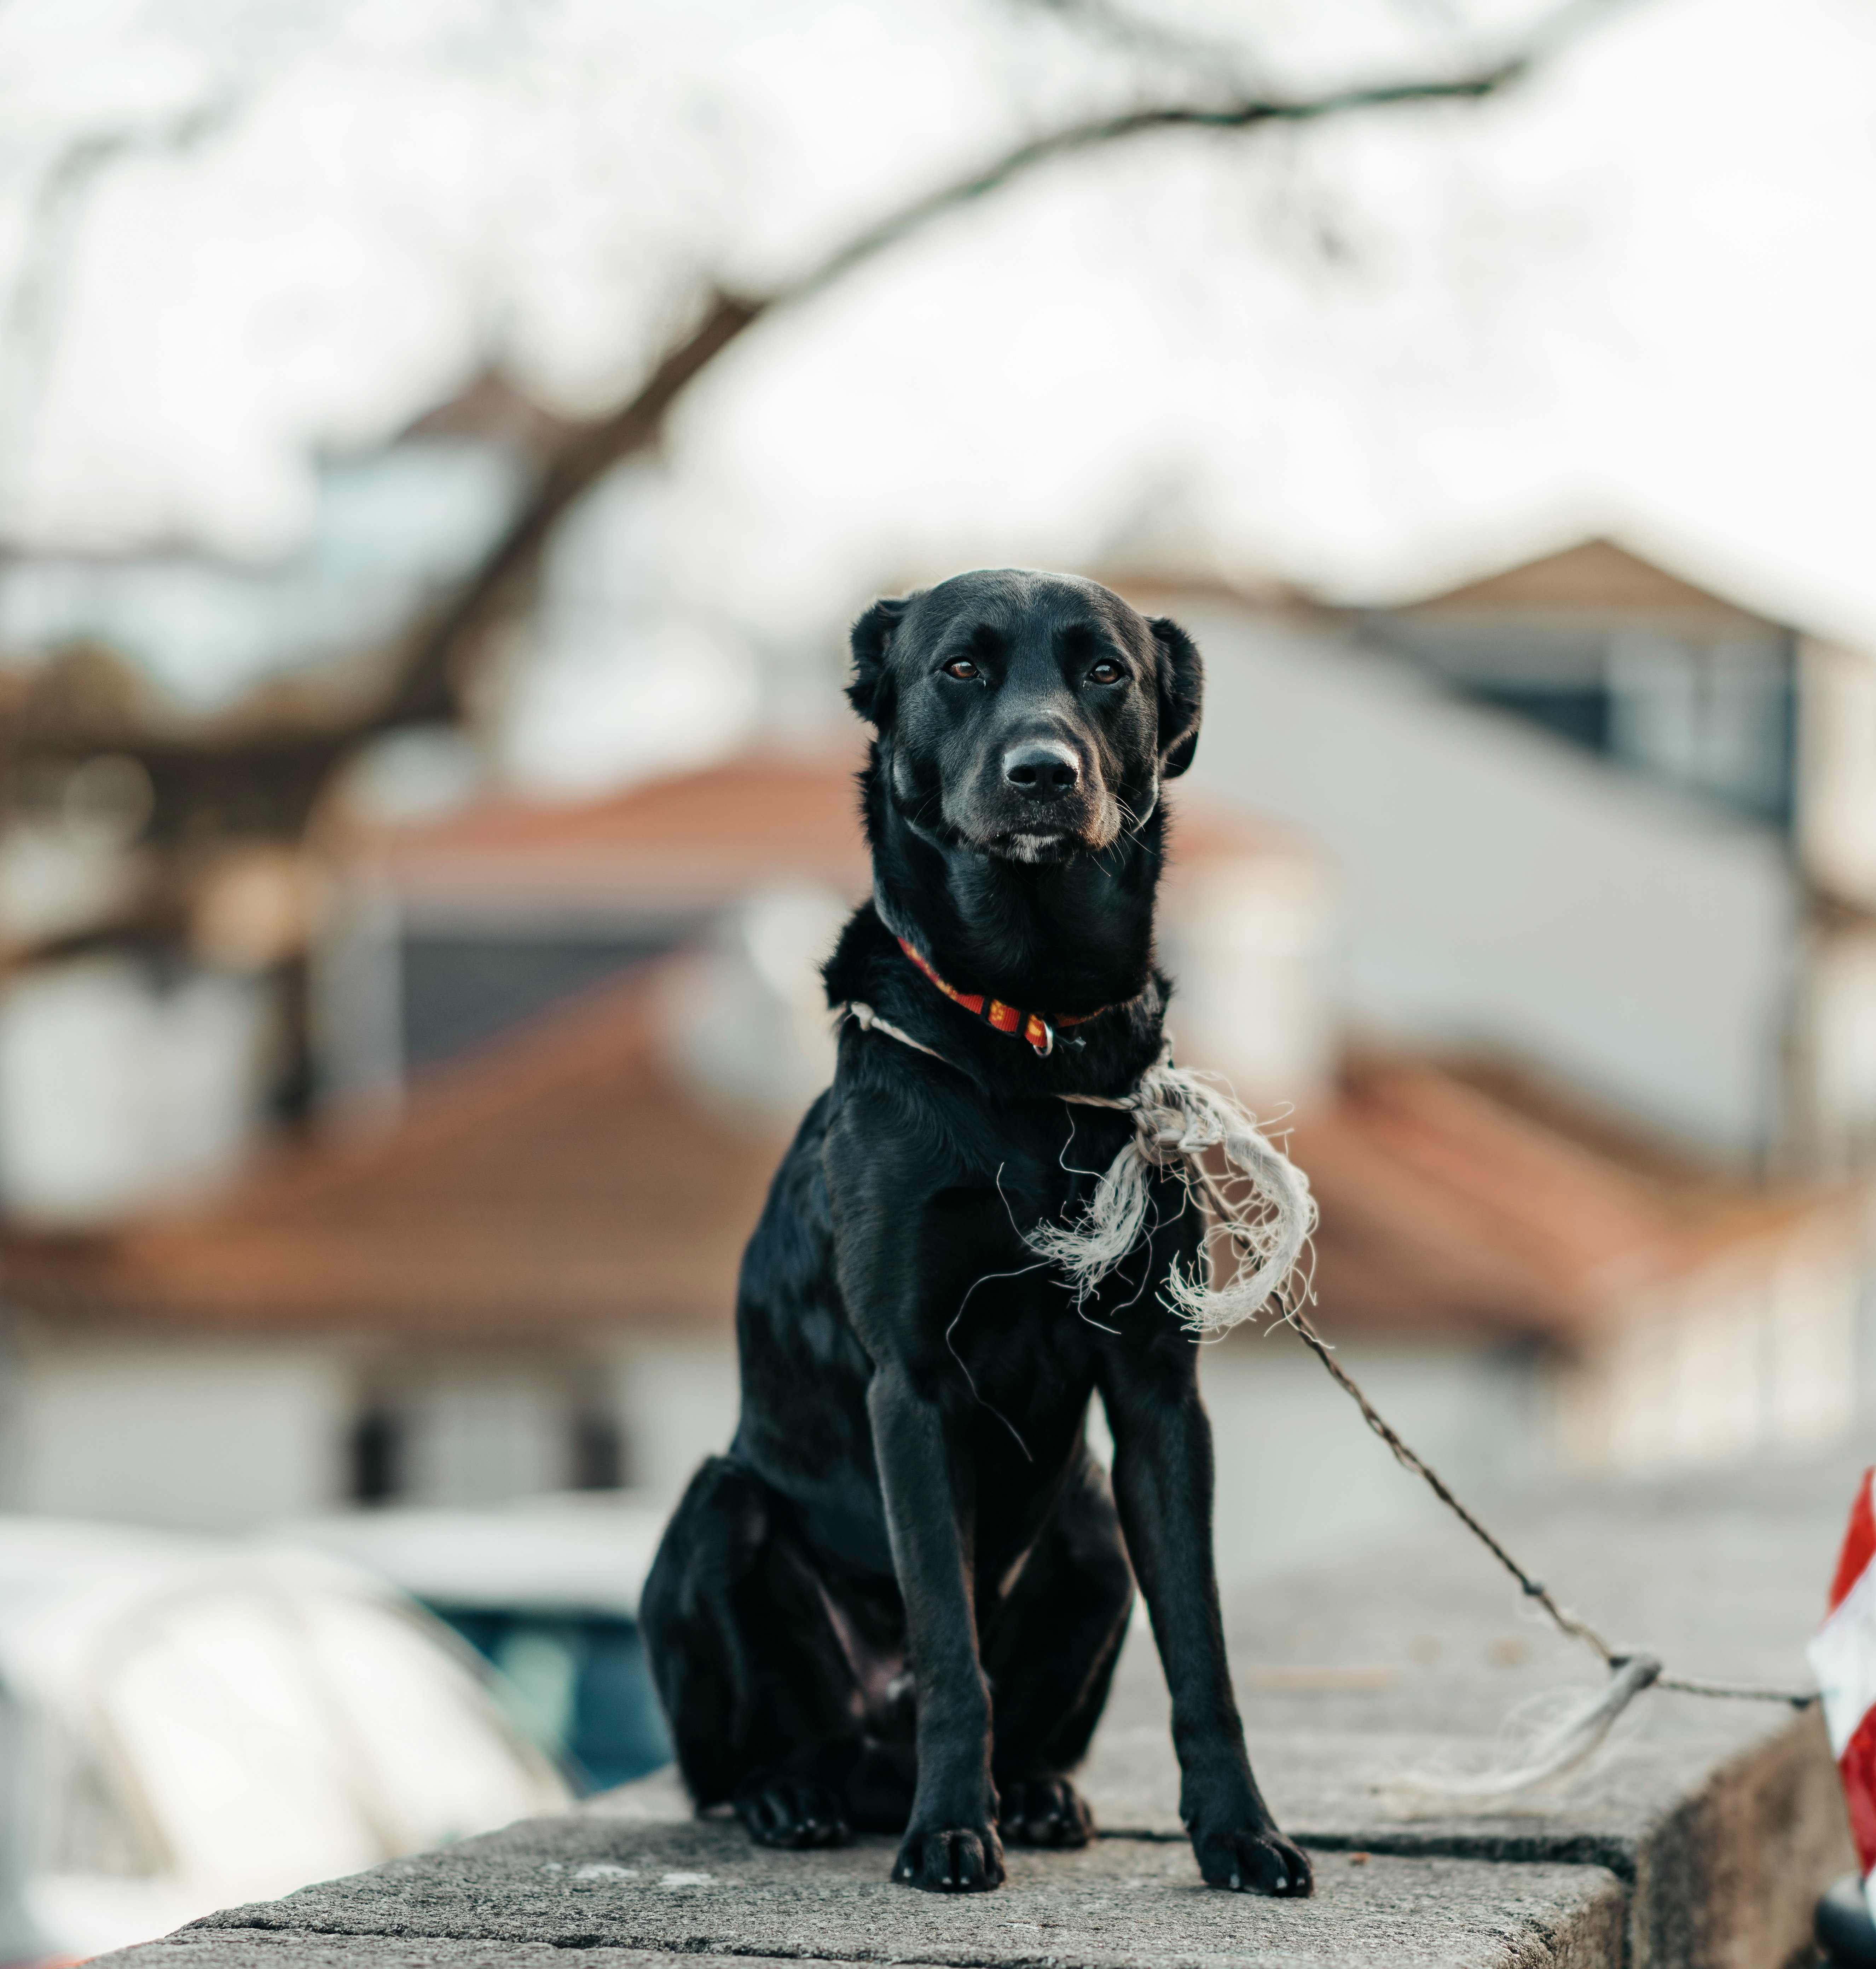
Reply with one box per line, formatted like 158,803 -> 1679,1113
641,568 -> 1310,1898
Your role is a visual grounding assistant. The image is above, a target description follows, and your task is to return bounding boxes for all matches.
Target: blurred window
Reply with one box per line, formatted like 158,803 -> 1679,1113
1366,618 -> 1796,827
435,1608 -> 669,1794
348,1385 -> 624,1508
400,933 -> 667,1067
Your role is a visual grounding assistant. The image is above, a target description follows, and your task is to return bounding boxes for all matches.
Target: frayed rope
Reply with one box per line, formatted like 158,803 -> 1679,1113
1039,1045 -> 1316,1338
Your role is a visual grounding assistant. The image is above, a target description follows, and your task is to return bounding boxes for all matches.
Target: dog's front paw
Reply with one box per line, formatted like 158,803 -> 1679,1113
892,1823 -> 1006,1892
1000,1776 -> 1094,1848
734,1772 -> 850,1849
1192,1824 -> 1313,1897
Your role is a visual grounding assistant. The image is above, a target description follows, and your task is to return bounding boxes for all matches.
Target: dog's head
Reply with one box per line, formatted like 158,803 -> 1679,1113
847,569 -> 1202,865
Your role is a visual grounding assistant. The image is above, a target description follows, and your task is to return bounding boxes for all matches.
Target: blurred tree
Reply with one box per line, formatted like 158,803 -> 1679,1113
0,0 -> 1634,989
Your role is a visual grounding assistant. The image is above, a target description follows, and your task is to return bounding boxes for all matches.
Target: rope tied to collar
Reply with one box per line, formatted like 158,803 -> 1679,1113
870,937 -> 1314,1336
842,981 -> 1314,1340
1044,1047 -> 1316,1338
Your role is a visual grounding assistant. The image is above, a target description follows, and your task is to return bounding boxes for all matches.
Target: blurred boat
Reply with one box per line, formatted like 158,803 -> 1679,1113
0,1517 -> 571,1963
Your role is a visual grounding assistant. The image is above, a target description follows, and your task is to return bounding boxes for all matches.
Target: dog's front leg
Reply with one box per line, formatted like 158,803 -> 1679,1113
1101,1362 -> 1313,1898
867,1365 -> 1005,1893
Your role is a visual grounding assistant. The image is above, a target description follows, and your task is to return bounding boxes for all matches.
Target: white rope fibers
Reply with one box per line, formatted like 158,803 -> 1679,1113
1040,1046 -> 1316,1338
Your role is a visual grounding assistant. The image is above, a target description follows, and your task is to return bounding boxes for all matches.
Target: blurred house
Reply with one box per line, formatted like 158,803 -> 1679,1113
1136,538 -> 1876,1177
2,749 -> 1861,1588
1198,1044 -> 1866,1579
315,751 -> 875,1112
1357,540 -> 1801,827
0,751 -> 1334,1532
0,374 -> 551,1232
0,958 -> 771,1528
0,368 -> 768,1234
0,373 -> 542,714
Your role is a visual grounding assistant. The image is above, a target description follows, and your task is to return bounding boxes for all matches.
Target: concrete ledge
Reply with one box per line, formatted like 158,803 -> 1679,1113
93,1453 -> 1863,1969
116,1821 -> 1628,1969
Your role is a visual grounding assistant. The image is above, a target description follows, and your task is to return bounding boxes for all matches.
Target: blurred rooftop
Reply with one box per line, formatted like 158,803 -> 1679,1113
5,966 -> 1846,1356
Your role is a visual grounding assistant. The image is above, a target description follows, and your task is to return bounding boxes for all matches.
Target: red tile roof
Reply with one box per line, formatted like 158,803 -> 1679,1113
2,965 -> 785,1340
1292,1055 -> 1841,1342
365,750 -> 876,915
4,983 -> 1838,1348
356,747 -> 1302,918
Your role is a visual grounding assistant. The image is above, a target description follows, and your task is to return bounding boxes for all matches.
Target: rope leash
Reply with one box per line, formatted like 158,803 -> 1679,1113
1184,1163 -> 1814,1713
842,1001 -> 1818,1727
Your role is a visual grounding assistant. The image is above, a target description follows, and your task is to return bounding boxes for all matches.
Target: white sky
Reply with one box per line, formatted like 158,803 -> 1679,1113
5,0 -> 1876,710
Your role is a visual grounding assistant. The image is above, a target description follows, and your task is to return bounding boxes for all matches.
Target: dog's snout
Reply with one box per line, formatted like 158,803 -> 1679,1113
1003,741 -> 1081,803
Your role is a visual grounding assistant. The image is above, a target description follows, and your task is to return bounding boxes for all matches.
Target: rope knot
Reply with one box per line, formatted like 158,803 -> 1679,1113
1028,1046 -> 1316,1338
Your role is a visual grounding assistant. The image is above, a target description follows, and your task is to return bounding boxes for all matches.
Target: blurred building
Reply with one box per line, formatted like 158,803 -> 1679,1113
1205,1044 -> 1865,1575
0,369 -> 766,1235
1137,538 -> 1876,1181
0,752 -> 1336,1532
1357,539 -> 1801,827
1,747 -> 1863,1589
0,957 -> 765,1527
4,446 -> 1875,1568
0,374 -> 547,1233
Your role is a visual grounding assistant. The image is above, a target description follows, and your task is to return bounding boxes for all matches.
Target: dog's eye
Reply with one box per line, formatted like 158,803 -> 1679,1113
942,658 -> 980,681
1088,659 -> 1124,685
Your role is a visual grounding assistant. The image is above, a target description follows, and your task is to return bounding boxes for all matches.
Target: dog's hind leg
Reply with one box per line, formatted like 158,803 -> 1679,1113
979,1453 -> 1135,1849
640,1456 -> 879,1848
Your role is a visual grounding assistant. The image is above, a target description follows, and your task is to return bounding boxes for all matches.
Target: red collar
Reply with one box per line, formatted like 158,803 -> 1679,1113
897,937 -> 1109,1058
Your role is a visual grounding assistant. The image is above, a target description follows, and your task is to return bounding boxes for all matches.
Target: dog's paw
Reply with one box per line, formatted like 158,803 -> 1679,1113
734,1772 -> 850,1849
1192,1825 -> 1313,1897
891,1823 -> 1006,1892
1000,1776 -> 1094,1848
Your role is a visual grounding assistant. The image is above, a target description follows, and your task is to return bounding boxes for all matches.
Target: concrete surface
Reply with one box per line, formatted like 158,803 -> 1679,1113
131,1820 -> 1626,1969
93,1450 -> 1864,1969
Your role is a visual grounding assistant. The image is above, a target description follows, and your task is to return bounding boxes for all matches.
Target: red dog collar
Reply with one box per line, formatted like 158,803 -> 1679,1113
897,937 -> 1108,1058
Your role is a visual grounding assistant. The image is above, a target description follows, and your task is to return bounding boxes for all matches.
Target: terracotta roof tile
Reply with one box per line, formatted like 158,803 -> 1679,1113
3,966 -> 787,1340
372,751 -> 876,913
1294,1057 -> 1841,1342
7,994 -> 1840,1351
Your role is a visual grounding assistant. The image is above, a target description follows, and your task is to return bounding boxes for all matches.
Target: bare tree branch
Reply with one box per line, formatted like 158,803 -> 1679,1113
6,0 -> 1640,857
379,0 -> 1634,735
381,291 -> 762,725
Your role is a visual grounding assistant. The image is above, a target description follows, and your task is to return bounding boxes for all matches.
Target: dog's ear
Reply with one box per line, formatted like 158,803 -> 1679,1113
1150,615 -> 1203,778
847,595 -> 912,726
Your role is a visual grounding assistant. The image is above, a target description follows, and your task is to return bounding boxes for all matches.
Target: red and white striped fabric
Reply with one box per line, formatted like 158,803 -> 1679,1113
1810,1467 -> 1876,1920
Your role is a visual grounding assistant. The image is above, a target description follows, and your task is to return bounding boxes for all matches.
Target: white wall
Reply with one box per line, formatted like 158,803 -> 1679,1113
0,960 -> 277,1226
1554,1235 -> 1861,1475
2,1340 -> 352,1532
1158,846 -> 1337,1118
608,1337 -> 741,1502
1179,603 -> 1801,1161
1798,637 -> 1876,910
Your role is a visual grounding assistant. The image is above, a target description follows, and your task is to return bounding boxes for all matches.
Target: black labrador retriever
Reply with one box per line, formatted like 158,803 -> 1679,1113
640,568 -> 1311,1899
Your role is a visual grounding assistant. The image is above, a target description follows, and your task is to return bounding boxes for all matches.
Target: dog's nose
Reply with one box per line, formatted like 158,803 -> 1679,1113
1003,741 -> 1081,802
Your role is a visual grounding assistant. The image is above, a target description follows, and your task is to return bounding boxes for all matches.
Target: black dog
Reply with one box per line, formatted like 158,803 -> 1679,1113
640,569 -> 1311,1899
